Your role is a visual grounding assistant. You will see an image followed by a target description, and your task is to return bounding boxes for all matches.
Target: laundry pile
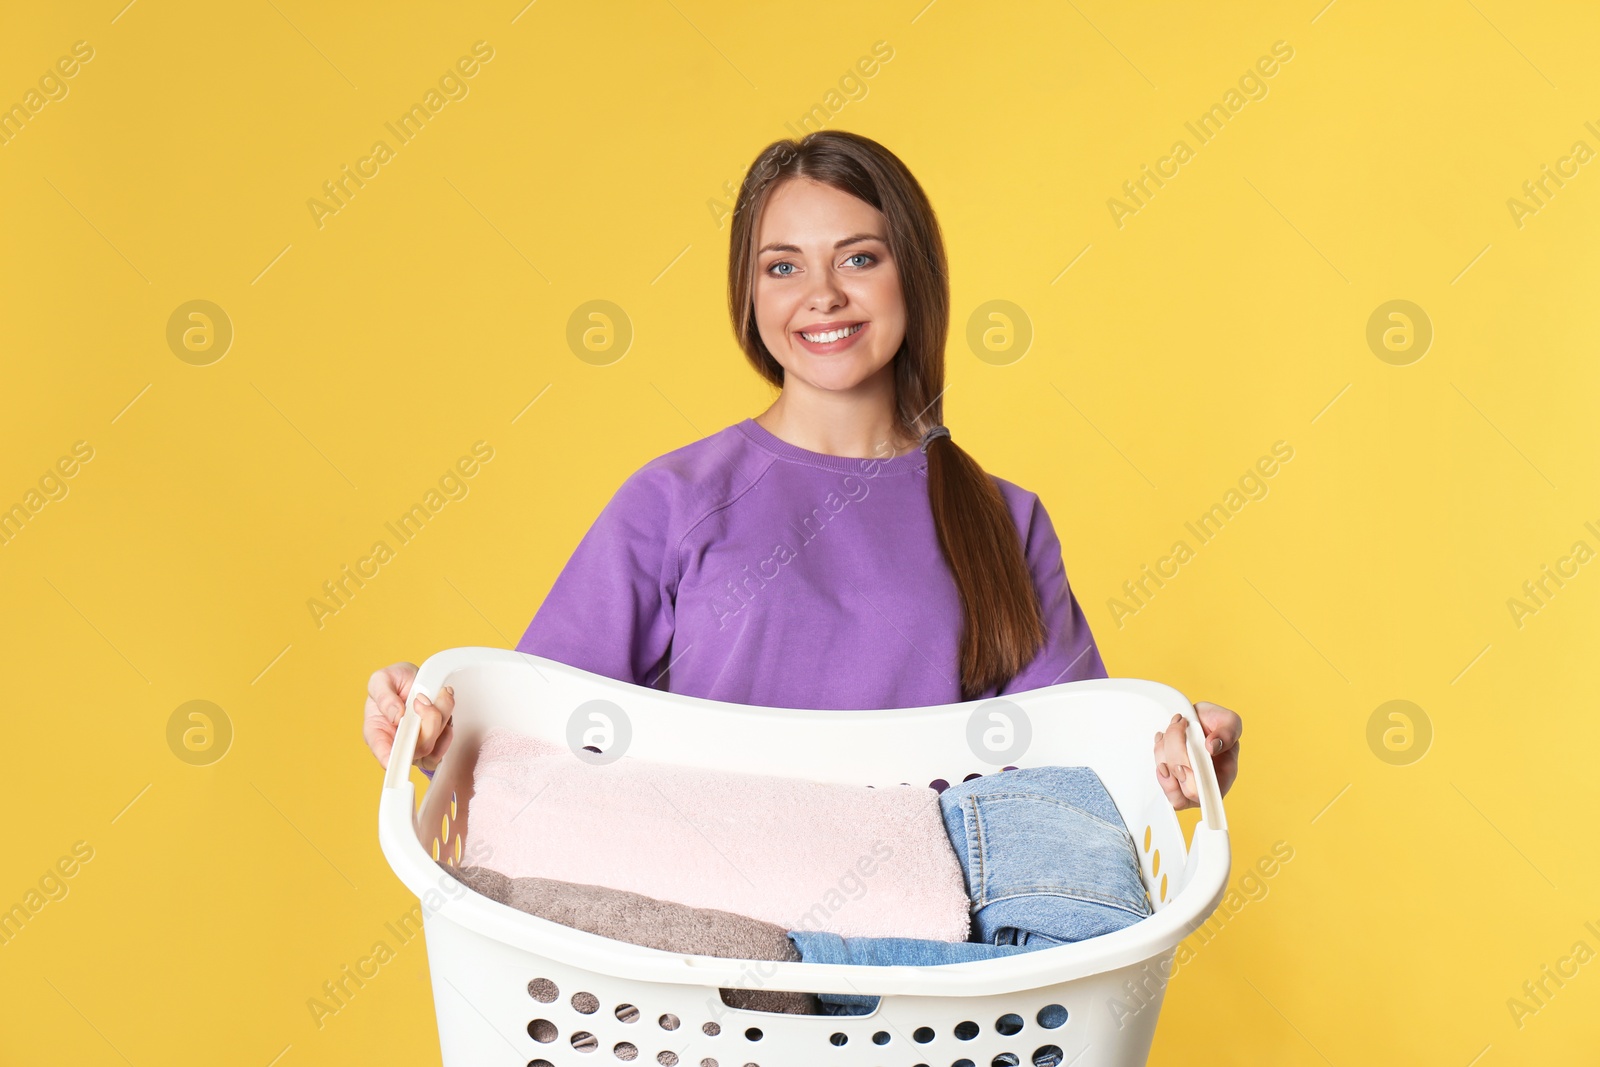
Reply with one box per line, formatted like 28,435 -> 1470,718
440,727 -> 1153,1016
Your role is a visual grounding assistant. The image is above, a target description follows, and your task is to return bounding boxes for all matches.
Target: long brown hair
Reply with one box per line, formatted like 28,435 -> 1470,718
726,129 -> 1045,701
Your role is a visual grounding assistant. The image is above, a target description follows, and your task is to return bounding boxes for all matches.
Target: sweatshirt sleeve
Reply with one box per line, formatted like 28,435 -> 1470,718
998,493 -> 1108,693
513,464 -> 678,688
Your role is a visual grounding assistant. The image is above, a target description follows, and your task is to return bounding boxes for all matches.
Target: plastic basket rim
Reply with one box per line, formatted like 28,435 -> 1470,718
378,646 -> 1233,999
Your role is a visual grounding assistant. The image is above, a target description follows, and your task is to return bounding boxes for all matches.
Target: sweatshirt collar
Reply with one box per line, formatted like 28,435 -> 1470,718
735,418 -> 927,477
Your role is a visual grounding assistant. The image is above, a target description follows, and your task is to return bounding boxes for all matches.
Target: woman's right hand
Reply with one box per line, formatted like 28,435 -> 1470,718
363,661 -> 456,772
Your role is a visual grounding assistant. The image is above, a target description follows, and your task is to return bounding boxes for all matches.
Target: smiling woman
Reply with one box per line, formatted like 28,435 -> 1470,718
367,129 -> 1241,816
725,135 -> 1053,702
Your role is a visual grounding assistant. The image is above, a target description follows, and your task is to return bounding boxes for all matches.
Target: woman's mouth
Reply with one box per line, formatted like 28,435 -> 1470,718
794,321 -> 867,354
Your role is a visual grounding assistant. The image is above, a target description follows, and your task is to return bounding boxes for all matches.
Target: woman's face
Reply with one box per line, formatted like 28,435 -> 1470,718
752,177 -> 906,395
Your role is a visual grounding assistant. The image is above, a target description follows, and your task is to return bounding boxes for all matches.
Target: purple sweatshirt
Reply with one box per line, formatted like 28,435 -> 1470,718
514,417 -> 1107,710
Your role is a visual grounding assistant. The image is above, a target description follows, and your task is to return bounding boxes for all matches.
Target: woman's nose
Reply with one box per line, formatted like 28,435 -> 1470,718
805,276 -> 847,310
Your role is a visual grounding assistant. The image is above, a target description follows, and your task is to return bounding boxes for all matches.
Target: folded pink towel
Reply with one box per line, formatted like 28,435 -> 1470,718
462,729 -> 971,942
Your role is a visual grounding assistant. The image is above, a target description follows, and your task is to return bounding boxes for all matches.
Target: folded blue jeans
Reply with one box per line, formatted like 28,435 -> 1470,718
785,930 -> 1053,1014
787,930 -> 1058,968
944,765 -> 1152,944
787,766 -> 1152,1013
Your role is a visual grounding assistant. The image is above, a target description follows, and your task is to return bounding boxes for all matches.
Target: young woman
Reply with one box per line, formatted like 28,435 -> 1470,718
363,130 -> 1241,811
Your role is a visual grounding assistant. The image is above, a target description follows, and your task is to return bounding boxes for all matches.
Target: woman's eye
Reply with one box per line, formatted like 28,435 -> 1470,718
766,253 -> 874,277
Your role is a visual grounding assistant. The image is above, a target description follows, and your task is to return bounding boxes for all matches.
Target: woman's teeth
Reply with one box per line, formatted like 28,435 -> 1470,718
799,323 -> 864,343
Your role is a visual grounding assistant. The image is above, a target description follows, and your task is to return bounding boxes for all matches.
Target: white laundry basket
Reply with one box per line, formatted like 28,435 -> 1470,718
378,646 -> 1230,1067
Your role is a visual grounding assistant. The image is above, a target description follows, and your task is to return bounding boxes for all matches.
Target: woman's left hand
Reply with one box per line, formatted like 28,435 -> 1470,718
1153,701 -> 1241,811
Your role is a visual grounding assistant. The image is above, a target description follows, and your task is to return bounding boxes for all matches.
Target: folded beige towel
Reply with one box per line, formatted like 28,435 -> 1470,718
442,862 -> 822,1015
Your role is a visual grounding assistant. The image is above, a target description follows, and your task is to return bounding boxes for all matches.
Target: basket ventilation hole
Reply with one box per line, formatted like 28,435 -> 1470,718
613,1041 -> 638,1060
993,1054 -> 1021,1066
529,1061 -> 555,1067
913,1027 -> 936,1044
954,1059 -> 976,1067
996,1013 -> 1023,1036
528,1019 -> 558,1043
872,1030 -> 890,1045
954,1020 -> 980,1041
829,1033 -> 847,1047
700,1060 -> 718,1067
702,1022 -> 721,1037
573,992 -> 600,1014
1036,1004 -> 1068,1029
1143,825 -> 1152,851
528,978 -> 559,1003
657,1053 -> 679,1066
659,1013 -> 680,1031
1152,849 -> 1161,877
929,778 -> 950,793
1160,873 -> 1168,901
744,1027 -> 764,1042
962,773 -> 983,782
616,1003 -> 639,1023
1033,1045 -> 1064,1067
571,1031 -> 598,1052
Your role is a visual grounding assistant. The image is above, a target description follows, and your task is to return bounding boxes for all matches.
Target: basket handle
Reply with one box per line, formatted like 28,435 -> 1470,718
1179,702 -> 1227,832
380,656 -> 457,794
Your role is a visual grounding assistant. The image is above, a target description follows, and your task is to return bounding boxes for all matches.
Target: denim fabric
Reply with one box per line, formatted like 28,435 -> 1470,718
786,929 -> 1049,1013
785,767 -> 1152,1014
941,766 -> 1152,945
788,929 -> 1047,967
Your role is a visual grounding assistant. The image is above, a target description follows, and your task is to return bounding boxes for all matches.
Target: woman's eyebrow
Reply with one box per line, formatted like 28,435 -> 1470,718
758,232 -> 885,255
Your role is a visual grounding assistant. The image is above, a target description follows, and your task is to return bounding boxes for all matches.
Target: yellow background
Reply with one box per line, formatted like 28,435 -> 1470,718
2,0 -> 1596,1064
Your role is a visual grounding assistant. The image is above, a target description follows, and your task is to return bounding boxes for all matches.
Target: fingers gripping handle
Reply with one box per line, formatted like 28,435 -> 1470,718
381,666 -> 448,793
1181,705 -> 1227,832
